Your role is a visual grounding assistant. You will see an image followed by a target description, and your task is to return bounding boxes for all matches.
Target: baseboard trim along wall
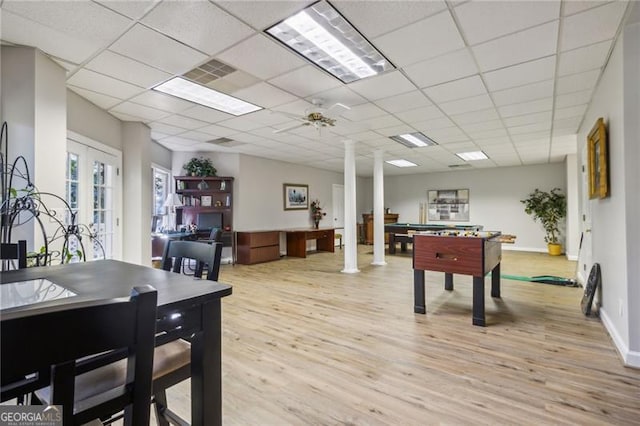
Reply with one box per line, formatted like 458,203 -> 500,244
600,308 -> 640,368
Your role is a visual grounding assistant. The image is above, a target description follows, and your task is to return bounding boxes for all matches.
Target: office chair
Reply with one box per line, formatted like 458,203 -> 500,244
2,286 -> 157,426
0,240 -> 27,270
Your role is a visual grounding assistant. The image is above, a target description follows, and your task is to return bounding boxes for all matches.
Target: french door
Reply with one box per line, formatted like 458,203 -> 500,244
66,138 -> 122,261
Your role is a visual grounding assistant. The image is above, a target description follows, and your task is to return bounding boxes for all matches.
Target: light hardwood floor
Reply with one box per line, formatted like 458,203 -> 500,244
167,246 -> 640,425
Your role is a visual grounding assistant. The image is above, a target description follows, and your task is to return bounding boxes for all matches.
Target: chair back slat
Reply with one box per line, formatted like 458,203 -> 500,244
1,240 -> 27,269
161,240 -> 223,281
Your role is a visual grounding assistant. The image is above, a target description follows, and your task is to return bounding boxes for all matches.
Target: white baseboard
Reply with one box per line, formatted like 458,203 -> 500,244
566,254 -> 578,261
600,308 -> 640,368
502,246 -> 547,253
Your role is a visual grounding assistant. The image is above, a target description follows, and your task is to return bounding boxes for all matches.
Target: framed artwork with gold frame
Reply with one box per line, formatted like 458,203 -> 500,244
587,117 -> 609,199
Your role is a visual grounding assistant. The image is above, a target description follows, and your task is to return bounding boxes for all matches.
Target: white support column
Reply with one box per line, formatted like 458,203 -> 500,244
372,150 -> 386,265
342,140 -> 359,273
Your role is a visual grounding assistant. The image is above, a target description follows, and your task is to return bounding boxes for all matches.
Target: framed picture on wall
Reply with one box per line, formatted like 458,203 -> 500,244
427,189 -> 470,221
201,196 -> 212,207
283,183 -> 309,210
588,117 -> 609,199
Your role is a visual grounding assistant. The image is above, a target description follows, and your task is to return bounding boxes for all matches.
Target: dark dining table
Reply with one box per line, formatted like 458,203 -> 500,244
0,259 -> 232,426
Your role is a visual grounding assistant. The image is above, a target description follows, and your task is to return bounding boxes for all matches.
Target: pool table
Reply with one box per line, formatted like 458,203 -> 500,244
384,223 -> 484,254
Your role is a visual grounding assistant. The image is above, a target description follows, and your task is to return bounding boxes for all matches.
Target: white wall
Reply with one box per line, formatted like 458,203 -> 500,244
363,163 -> 568,252
67,90 -> 122,150
151,141 -> 172,170
577,12 -> 639,366
565,153 -> 579,260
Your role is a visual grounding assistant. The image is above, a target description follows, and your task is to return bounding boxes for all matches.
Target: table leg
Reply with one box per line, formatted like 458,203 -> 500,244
389,233 -> 396,254
444,273 -> 453,291
491,263 -> 501,298
472,276 -> 486,326
401,241 -> 407,252
414,269 -> 426,314
191,299 -> 222,426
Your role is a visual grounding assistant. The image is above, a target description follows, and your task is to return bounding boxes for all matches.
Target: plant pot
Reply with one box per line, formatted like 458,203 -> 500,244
547,243 -> 562,256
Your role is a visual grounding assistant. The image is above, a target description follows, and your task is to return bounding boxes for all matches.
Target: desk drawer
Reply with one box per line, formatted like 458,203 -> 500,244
237,231 -> 279,248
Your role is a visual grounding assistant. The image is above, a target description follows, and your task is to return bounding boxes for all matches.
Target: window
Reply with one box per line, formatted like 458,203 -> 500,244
153,166 -> 171,231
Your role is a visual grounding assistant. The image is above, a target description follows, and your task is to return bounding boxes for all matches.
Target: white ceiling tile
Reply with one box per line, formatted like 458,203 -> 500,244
349,71 -> 416,101
472,21 -> 559,71
483,56 -> 556,91
217,117 -> 264,132
508,122 -> 551,135
357,115 -> 404,131
554,116 -> 583,131
215,1 -> 314,30
555,89 -> 594,108
560,1 -> 627,51
554,104 -> 588,120
373,10 -> 465,67
158,135 -> 202,147
148,122 -> 190,136
423,75 -> 487,103
451,108 -> 500,125
179,105 -> 235,123
492,80 -> 554,107
217,34 -> 306,80
426,127 -> 469,143
196,124 -> 239,138
414,117 -> 457,132
142,1 -> 253,56
467,128 -> 509,140
454,1 -> 560,45
244,110 -> 292,126
85,50 -> 171,89
334,0 -> 447,39
439,94 -> 493,115
503,111 -> 553,127
348,131 -> 385,142
68,87 -> 122,110
109,111 -> 145,122
498,98 -> 553,118
232,82 -> 298,109
2,0 -> 132,45
272,99 -> 315,115
157,114 -> 209,130
128,91 -> 194,113
374,91 -> 432,113
440,141 -> 478,151
109,24 -> 207,74
342,103 -> 388,121
0,9 -> 101,64
268,66 -> 341,98
394,106 -> 444,124
375,125 -> 416,137
403,48 -> 478,88
474,137 -> 513,146
558,39 -> 612,76
67,69 -> 144,99
94,0 -> 160,20
459,120 -> 504,133
563,1 -> 610,16
179,131 -> 221,143
511,131 -> 550,143
110,101 -> 170,121
556,69 -> 601,94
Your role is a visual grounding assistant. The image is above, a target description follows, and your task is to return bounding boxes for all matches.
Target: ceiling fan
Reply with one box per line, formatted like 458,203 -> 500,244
273,99 -> 351,134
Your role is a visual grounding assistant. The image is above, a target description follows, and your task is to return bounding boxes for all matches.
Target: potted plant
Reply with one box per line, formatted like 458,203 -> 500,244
183,157 -> 217,177
310,199 -> 326,229
520,188 -> 566,255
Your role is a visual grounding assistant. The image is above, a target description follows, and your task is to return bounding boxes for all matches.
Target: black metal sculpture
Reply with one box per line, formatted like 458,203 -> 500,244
1,121 -> 105,271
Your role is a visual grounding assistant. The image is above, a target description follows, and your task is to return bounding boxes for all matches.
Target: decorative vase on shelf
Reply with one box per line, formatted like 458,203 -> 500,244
197,180 -> 209,190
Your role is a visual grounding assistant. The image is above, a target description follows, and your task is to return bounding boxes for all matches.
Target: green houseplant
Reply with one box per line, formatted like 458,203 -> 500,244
183,157 -> 217,177
520,188 -> 566,255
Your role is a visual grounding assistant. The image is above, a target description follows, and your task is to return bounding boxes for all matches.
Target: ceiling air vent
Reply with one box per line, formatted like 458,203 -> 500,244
206,137 -> 245,147
448,164 -> 472,169
183,59 -> 237,84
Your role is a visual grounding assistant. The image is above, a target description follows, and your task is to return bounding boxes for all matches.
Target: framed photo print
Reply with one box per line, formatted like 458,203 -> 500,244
283,183 -> 309,210
588,117 -> 609,199
201,195 -> 212,207
427,189 -> 470,221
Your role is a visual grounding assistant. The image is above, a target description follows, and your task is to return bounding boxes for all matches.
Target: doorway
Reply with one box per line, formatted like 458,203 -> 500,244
332,184 -> 344,247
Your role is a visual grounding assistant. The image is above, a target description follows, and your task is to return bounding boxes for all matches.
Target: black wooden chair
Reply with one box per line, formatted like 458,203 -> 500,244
72,240 -> 223,425
1,286 -> 157,425
0,239 -> 27,270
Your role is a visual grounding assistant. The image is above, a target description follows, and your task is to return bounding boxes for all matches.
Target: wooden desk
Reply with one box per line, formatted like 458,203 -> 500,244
0,260 -> 232,425
362,213 -> 399,244
413,231 -> 502,326
285,228 -> 335,258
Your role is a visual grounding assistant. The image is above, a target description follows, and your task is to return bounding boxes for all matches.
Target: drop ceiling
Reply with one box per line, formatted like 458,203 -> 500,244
0,0 -> 632,176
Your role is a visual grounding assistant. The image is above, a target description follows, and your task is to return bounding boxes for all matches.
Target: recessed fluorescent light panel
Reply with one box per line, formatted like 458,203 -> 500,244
390,132 -> 438,148
153,77 -> 261,116
386,159 -> 418,168
456,151 -> 489,161
265,0 -> 394,83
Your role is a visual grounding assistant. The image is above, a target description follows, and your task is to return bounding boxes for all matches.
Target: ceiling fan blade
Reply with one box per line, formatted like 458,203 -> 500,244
273,122 -> 310,134
326,102 -> 351,116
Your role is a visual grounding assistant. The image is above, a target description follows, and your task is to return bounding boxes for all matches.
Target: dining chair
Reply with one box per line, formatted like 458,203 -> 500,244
0,239 -> 27,270
1,285 -> 157,425
74,240 -> 224,425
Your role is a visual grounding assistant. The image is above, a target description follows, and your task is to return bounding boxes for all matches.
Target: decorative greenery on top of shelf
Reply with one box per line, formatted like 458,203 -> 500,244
183,157 -> 217,177
520,188 -> 566,244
